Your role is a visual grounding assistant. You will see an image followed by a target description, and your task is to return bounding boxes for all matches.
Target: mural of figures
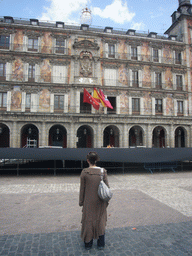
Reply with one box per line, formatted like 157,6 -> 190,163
41,32 -> 52,54
40,59 -> 51,82
141,42 -> 150,62
165,68 -> 173,89
11,90 -> 22,111
39,89 -> 50,112
166,94 -> 173,115
120,92 -> 129,114
163,45 -> 172,64
118,65 -> 128,86
143,92 -> 151,115
118,40 -> 127,59
143,66 -> 151,87
12,58 -> 24,81
13,30 -> 23,51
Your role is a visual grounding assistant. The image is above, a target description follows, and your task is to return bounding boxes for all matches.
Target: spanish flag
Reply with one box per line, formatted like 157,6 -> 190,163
93,88 -> 106,107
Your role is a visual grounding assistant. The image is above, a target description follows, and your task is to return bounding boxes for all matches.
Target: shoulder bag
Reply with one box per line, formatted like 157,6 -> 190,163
98,168 -> 113,202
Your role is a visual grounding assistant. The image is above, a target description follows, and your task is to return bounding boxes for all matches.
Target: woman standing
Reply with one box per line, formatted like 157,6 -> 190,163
79,152 -> 110,250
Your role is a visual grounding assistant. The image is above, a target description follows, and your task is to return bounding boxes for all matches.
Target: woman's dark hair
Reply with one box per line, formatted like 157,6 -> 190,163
87,152 -> 100,165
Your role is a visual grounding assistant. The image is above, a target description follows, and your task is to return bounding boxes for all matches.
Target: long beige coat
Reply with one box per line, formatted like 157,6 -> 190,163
79,167 -> 109,243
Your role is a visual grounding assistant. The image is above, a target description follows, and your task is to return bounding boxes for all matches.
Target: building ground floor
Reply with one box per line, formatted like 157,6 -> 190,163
0,113 -> 191,148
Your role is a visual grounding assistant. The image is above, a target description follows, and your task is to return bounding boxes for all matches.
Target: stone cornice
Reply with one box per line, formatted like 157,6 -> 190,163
73,39 -> 99,50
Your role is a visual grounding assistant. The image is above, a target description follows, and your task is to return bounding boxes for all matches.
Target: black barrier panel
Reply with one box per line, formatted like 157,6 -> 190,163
0,147 -> 192,163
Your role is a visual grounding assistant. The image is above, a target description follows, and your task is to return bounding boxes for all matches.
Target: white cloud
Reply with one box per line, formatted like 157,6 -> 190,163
131,22 -> 145,31
92,0 -> 135,24
39,0 -> 89,23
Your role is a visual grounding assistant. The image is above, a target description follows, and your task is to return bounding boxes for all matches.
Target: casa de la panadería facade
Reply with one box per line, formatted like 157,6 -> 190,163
1,0 -> 192,149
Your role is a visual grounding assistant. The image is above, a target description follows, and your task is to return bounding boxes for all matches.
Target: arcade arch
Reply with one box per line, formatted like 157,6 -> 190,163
129,126 -> 143,147
21,124 -> 39,148
77,125 -> 93,148
0,123 -> 10,147
103,125 -> 119,147
152,126 -> 166,148
49,125 -> 67,148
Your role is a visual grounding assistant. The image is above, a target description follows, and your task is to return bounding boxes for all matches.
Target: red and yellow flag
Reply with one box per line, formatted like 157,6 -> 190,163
93,88 -> 106,107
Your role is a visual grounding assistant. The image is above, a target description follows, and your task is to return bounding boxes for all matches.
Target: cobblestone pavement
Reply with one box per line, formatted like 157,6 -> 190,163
0,171 -> 192,255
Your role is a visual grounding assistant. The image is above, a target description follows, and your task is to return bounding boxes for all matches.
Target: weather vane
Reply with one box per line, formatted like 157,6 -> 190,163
80,6 -> 92,25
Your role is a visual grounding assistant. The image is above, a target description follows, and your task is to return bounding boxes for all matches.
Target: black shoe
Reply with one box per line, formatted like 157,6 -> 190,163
97,246 -> 104,250
85,246 -> 92,250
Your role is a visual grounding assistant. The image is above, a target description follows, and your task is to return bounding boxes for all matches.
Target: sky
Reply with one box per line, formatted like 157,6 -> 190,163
0,0 -> 180,35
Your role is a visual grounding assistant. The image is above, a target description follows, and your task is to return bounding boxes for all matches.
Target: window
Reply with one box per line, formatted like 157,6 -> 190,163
54,95 -> 64,111
176,75 -> 182,91
153,49 -> 159,62
132,98 -> 140,114
0,35 -> 10,49
28,64 -> 35,82
0,92 -> 7,108
30,19 -> 39,26
132,71 -> 139,88
107,97 -> 116,114
80,92 -> 91,113
155,99 -> 162,114
26,94 -> 31,110
28,38 -> 38,52
108,44 -> 115,58
104,68 -> 116,86
175,51 -> 182,64
155,73 -> 162,89
55,39 -> 65,54
131,47 -> 137,60
0,63 -> 6,81
177,101 -> 183,115
56,22 -> 64,28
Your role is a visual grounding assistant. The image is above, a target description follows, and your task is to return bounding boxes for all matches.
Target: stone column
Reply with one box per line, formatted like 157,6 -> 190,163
41,122 -> 48,147
96,122 -> 102,148
11,121 -> 17,148
123,123 -> 128,148
169,123 -> 175,148
147,124 -> 152,148
69,122 -> 76,148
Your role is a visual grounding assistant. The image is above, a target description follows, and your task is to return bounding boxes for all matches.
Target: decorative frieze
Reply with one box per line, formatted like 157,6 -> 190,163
73,39 -> 99,50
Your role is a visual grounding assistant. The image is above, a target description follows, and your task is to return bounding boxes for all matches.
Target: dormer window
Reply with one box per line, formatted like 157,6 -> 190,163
169,35 -> 177,41
30,19 -> 39,26
56,22 -> 64,28
4,16 -> 13,23
148,32 -> 157,38
126,29 -> 136,36
80,24 -> 89,31
104,27 -> 113,33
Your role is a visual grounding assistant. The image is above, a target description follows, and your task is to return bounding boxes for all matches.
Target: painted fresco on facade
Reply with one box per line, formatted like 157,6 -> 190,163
163,45 -> 172,64
13,30 -> 23,51
39,89 -> 50,112
11,88 -> 22,111
40,59 -> 51,82
165,68 -> 173,89
12,58 -> 24,81
118,64 -> 128,86
187,20 -> 192,44
143,92 -> 151,115
118,40 -> 127,59
166,94 -> 174,115
120,92 -> 129,114
142,66 -> 151,87
41,32 -> 52,54
141,42 -> 150,62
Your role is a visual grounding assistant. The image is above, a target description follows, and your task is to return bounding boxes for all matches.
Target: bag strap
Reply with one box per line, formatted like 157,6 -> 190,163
100,168 -> 104,181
